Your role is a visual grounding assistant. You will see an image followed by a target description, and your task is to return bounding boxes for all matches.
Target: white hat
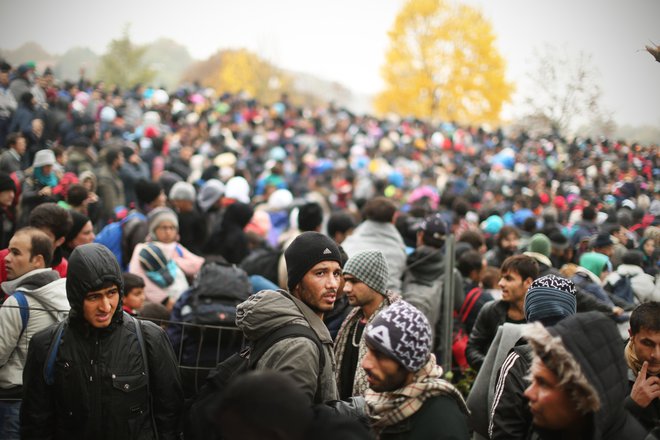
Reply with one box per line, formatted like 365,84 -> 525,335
224,176 -> 250,204
267,189 -> 293,211
33,149 -> 56,168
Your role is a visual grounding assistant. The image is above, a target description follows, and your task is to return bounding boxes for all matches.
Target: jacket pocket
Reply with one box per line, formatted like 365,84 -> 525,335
111,373 -> 149,420
111,373 -> 148,393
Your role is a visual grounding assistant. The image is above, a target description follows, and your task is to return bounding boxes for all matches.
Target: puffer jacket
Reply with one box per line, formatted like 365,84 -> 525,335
20,244 -> 183,440
0,269 -> 68,391
236,289 -> 338,403
524,312 -> 647,439
342,220 -> 407,293
605,264 -> 660,303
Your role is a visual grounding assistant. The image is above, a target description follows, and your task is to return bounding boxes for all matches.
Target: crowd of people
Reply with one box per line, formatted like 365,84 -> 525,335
0,59 -> 659,439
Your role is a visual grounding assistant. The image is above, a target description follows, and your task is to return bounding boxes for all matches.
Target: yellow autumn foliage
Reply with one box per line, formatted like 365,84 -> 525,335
194,49 -> 292,103
375,0 -> 513,124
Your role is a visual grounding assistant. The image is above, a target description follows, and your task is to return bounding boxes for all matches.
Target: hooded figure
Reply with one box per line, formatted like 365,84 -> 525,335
21,244 -> 184,439
522,311 -> 646,439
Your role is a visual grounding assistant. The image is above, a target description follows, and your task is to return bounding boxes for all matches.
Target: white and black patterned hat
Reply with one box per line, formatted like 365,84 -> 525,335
524,274 -> 577,325
343,250 -> 389,295
364,301 -> 432,372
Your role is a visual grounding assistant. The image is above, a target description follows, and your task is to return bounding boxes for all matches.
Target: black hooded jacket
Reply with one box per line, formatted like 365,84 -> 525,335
21,244 -> 184,439
525,312 -> 647,440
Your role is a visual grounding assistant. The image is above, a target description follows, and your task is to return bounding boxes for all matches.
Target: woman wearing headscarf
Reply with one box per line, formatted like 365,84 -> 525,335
61,211 -> 95,259
19,149 -> 60,226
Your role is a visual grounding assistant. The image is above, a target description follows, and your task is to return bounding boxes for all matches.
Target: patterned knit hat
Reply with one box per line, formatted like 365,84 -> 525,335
364,301 -> 432,372
343,250 -> 389,295
524,274 -> 577,325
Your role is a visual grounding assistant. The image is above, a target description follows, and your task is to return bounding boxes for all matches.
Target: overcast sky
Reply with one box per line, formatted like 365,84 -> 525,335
1,0 -> 658,126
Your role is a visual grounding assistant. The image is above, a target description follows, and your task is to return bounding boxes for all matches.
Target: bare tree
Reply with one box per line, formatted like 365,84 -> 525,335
519,44 -> 612,138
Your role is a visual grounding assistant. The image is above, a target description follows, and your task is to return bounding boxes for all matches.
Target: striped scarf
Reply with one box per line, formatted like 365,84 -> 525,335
334,291 -> 399,397
365,355 -> 469,432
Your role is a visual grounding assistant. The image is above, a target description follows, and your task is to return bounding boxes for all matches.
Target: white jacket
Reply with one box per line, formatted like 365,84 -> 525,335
604,264 -> 660,303
0,269 -> 69,389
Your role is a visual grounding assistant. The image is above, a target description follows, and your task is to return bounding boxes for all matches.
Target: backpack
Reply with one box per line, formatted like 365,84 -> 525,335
94,212 -> 146,270
184,323 -> 326,440
452,287 -> 482,372
240,246 -> 282,286
609,274 -> 635,305
180,261 -> 251,327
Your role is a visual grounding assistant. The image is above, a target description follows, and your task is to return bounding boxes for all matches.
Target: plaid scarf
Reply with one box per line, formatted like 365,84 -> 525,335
334,291 -> 399,397
365,355 -> 468,432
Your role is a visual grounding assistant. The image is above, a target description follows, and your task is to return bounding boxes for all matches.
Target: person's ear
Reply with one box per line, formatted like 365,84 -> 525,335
54,236 -> 65,248
31,254 -> 46,269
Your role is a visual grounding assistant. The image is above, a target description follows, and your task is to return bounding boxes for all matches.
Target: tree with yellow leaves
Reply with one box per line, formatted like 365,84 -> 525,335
183,48 -> 291,103
374,0 -> 513,124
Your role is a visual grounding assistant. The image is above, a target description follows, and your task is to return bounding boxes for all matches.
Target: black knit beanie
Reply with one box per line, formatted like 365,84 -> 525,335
135,179 -> 162,206
0,172 -> 16,193
285,231 -> 341,292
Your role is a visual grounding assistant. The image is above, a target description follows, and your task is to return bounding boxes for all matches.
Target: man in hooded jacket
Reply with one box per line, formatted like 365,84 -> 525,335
235,231 -> 341,404
0,228 -> 68,438
523,311 -> 646,439
20,243 -> 183,439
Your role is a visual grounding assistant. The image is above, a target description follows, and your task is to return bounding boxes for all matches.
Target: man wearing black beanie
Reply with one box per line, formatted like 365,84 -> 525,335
235,231 -> 343,404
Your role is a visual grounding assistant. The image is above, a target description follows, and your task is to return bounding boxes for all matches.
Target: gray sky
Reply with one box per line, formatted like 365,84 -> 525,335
1,0 -> 658,126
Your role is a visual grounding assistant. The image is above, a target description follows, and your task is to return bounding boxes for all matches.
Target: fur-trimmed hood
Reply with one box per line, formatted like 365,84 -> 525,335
523,312 -> 637,438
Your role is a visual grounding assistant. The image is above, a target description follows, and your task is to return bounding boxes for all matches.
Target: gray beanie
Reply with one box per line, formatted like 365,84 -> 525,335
169,181 -> 196,202
364,301 -> 432,372
148,207 -> 179,239
343,250 -> 389,295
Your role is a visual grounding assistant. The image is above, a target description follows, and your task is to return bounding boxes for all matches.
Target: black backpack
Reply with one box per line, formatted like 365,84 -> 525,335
184,324 -> 326,440
181,261 -> 251,326
240,246 -> 282,286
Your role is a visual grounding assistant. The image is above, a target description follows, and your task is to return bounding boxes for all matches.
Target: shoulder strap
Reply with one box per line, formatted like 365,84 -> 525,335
459,287 -> 482,323
130,313 -> 159,440
43,320 -> 67,386
13,292 -> 29,339
248,323 -> 326,402
248,323 -> 325,370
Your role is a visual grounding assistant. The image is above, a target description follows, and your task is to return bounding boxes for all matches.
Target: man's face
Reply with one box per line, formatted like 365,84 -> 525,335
501,233 -> 520,254
0,189 -> 15,208
343,274 -> 379,309
293,260 -> 341,317
631,328 -> 660,375
5,233 -> 41,280
124,287 -> 145,311
498,270 -> 532,305
524,358 -> 584,430
82,285 -> 119,328
14,137 -> 26,155
361,345 -> 411,392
